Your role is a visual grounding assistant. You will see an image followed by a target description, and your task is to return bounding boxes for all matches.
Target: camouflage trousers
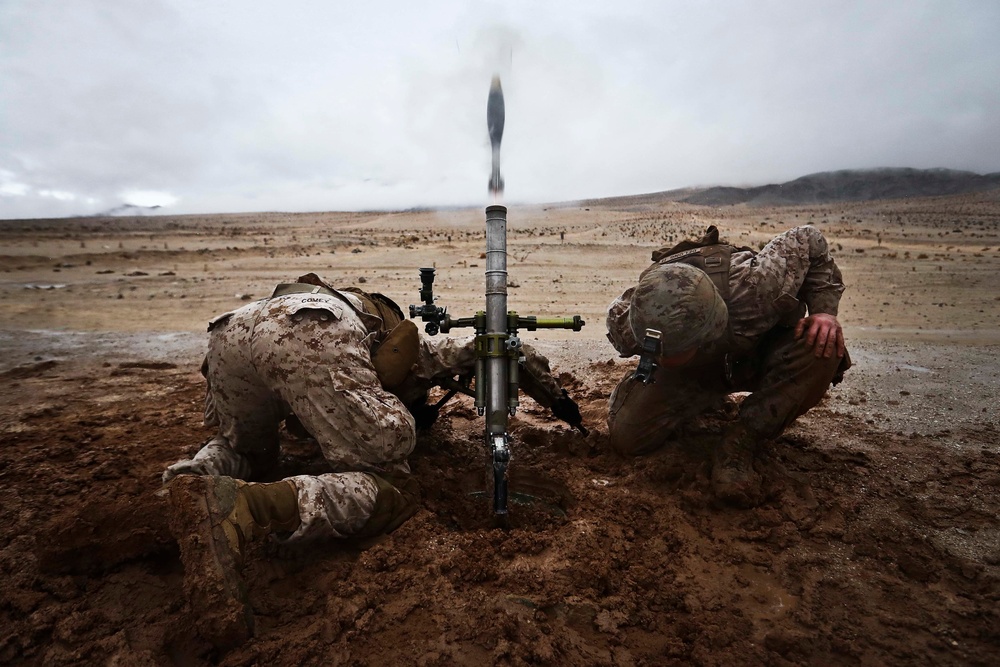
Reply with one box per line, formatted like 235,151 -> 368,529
184,293 -> 417,542
608,326 -> 849,456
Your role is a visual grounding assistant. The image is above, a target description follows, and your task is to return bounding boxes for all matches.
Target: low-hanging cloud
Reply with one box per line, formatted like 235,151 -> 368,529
1,0 -> 998,219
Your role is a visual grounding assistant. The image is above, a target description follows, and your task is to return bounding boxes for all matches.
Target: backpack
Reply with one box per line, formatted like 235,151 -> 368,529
647,225 -> 755,302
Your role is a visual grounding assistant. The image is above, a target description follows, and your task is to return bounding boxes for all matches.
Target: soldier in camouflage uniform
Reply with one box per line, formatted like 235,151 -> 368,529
606,226 -> 850,508
163,273 -> 582,648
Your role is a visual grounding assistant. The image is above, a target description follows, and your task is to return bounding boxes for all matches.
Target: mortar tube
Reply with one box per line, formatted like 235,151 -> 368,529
484,205 -> 508,437
484,205 -> 510,515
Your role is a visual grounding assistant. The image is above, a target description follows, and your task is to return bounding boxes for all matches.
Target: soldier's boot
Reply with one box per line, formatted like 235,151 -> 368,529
167,475 -> 300,650
355,473 -> 421,538
711,423 -> 764,508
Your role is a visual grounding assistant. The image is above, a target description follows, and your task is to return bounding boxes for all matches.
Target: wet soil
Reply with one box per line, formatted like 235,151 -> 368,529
1,193 -> 999,665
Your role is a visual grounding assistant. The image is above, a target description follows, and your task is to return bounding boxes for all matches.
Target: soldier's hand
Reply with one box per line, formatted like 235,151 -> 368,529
162,459 -> 211,484
795,313 -> 845,359
551,389 -> 588,435
410,401 -> 441,431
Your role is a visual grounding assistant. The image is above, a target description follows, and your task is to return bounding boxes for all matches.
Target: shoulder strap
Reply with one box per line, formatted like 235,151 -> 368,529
650,225 -> 721,262
659,245 -> 733,301
647,225 -> 758,301
339,288 -> 405,333
287,272 -> 404,336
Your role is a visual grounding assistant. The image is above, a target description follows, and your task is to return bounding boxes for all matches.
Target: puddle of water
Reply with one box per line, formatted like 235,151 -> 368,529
461,467 -> 573,519
851,327 -> 1000,345
0,329 -> 205,373
467,490 -> 567,517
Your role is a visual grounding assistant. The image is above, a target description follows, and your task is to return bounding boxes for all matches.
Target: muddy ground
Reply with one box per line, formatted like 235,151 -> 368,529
1,192 -> 999,665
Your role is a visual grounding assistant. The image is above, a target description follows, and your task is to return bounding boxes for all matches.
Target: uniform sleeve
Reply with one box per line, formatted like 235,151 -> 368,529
754,226 -> 845,317
517,342 -> 563,407
605,288 -> 640,357
379,333 -> 470,407
408,333 -> 564,407
799,231 -> 845,316
412,334 -> 477,381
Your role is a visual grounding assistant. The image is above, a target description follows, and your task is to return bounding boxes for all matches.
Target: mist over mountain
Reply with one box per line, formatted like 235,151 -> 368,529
582,168 -> 1000,209
9,168 -> 1000,223
82,204 -> 163,218
678,168 -> 1000,206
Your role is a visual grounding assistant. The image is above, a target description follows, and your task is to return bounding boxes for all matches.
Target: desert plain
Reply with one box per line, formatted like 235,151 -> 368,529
1,190 -> 999,665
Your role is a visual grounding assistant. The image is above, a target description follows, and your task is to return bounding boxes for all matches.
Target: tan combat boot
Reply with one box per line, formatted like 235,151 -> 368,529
167,475 -> 300,650
711,423 -> 764,508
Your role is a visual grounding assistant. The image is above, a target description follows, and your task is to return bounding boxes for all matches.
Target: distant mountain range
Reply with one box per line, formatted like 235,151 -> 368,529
86,203 -> 162,217
587,168 -> 1000,208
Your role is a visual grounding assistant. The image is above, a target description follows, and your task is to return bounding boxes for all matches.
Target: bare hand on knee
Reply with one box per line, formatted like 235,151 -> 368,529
795,313 -> 845,359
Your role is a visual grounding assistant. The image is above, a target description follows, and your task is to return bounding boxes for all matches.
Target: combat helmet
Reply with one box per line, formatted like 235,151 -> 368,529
628,262 -> 728,358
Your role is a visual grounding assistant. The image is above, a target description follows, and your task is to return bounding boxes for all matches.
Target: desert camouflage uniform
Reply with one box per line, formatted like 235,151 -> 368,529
168,288 -> 563,542
606,225 -> 849,455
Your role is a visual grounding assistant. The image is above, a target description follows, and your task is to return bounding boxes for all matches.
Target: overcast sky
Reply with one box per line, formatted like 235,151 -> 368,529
2,0 -> 998,219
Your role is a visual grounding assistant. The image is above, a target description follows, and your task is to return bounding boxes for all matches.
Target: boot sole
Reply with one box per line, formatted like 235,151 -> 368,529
167,475 -> 255,650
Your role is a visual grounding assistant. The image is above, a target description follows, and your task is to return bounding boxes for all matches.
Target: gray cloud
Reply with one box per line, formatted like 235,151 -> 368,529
1,0 -> 998,218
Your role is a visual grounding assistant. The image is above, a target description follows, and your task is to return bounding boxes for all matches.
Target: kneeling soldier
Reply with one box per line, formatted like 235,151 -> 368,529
606,226 -> 851,507
163,273 -> 582,648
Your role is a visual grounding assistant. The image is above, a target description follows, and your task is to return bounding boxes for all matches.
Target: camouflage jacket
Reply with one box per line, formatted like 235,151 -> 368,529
606,225 -> 845,358
206,274 -> 565,412
286,273 -> 564,407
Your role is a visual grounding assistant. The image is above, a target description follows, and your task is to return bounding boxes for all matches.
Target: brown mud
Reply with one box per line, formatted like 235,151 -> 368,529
2,193 -> 999,665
